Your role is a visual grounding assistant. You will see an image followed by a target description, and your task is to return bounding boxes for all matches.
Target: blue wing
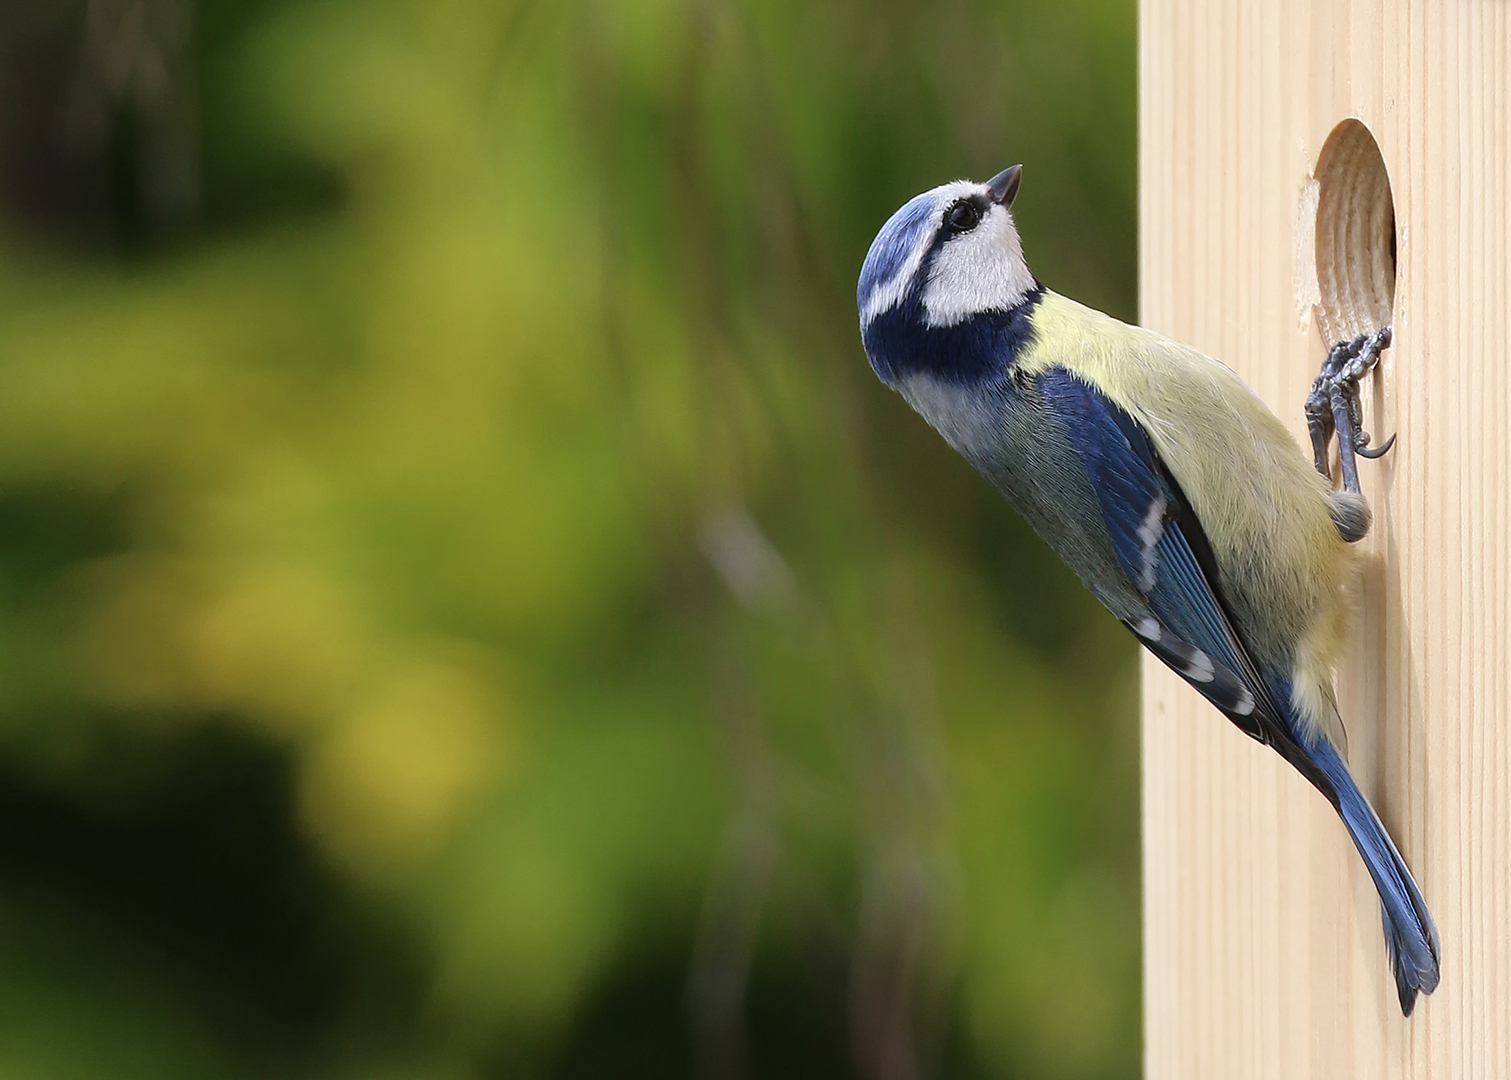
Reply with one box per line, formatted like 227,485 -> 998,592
1037,367 -> 1280,738
1035,367 -> 1442,1013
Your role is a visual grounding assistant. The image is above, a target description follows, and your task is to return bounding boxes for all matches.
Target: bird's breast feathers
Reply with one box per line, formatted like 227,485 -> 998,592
1018,292 -> 1357,687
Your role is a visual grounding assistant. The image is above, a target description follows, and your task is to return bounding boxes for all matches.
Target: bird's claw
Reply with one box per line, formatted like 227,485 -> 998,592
1305,326 -> 1394,494
1356,431 -> 1396,460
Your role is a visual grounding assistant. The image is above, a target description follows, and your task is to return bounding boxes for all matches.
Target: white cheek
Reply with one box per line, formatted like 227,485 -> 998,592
920,211 -> 1036,327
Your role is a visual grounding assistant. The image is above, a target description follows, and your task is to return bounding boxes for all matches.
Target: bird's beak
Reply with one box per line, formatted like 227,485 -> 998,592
987,164 -> 1023,208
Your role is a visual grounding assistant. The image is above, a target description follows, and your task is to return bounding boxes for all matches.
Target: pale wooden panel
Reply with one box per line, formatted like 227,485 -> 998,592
1139,1 -> 1511,1076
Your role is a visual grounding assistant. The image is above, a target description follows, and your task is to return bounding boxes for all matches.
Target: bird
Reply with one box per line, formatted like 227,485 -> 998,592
856,165 -> 1439,1015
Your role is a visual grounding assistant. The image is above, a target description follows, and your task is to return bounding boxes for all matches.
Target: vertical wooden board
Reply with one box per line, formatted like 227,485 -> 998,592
1139,1 -> 1511,1076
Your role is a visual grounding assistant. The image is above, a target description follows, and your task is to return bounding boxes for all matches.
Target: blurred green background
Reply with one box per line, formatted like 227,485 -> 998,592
0,1 -> 1139,1076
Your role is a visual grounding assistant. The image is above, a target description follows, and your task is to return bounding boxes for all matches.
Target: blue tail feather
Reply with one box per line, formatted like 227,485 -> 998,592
1308,735 -> 1441,1015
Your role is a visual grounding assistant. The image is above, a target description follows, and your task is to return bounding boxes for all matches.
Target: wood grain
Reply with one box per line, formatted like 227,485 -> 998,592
1139,1 -> 1511,1075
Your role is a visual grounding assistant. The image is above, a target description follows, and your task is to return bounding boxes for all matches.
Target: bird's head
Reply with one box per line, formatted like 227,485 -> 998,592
857,166 -> 1036,387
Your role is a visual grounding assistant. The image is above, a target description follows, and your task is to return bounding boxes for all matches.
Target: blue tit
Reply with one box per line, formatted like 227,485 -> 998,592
857,165 -> 1439,1015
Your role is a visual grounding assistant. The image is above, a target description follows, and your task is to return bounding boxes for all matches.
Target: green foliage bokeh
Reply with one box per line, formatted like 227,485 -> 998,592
0,0 -> 1140,1076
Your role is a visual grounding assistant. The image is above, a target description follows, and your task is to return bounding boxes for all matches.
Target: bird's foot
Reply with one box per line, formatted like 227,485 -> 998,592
1305,326 -> 1395,495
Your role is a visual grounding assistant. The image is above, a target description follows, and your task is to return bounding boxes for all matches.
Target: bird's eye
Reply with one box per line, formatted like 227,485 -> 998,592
946,201 -> 981,233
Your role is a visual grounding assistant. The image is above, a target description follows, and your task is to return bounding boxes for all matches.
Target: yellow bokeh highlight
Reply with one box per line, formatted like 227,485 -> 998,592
192,562 -> 368,733
299,652 -> 509,872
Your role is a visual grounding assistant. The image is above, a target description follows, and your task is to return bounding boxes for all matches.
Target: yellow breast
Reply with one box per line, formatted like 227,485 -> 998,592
1020,292 -> 1355,744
